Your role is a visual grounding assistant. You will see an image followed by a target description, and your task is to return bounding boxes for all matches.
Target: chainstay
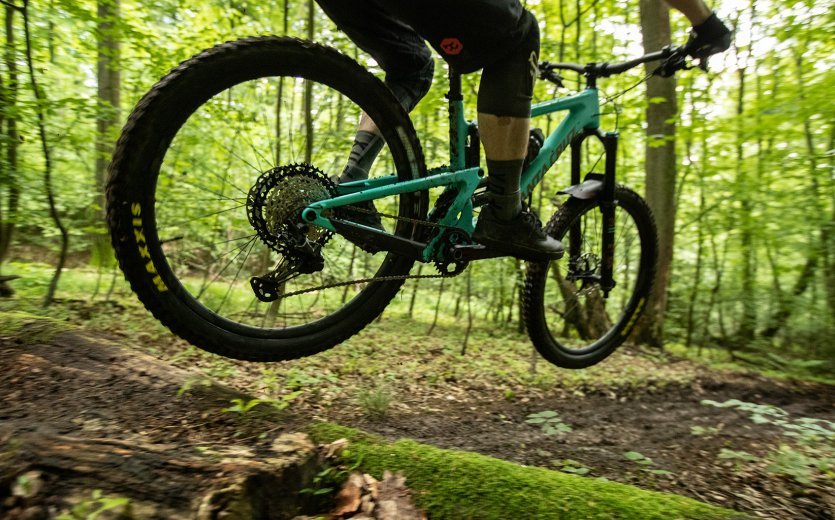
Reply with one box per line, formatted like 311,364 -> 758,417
276,181 -> 461,299
339,203 -> 447,228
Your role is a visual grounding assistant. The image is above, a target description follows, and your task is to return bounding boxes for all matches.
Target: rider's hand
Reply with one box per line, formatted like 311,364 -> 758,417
685,13 -> 731,59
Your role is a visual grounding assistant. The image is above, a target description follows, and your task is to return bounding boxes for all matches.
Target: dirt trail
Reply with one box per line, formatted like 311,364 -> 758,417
1,326 -> 832,519
317,367 -> 835,519
0,328 -> 325,519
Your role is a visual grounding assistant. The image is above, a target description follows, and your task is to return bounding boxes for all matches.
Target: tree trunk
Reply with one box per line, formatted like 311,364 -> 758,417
427,278 -> 445,335
0,5 -> 20,291
825,125 -> 835,324
303,0 -> 314,163
461,270 -> 473,355
635,0 -> 677,348
408,264 -> 423,318
758,49 -> 827,339
92,0 -> 120,269
21,0 -> 69,307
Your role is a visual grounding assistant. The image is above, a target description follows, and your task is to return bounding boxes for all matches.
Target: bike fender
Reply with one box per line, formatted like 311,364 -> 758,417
558,176 -> 603,200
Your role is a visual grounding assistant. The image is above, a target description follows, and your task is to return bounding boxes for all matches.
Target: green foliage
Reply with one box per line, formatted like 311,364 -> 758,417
525,410 -> 573,435
702,399 -> 834,484
56,489 -> 130,520
690,425 -> 722,437
176,376 -> 212,397
623,451 -> 674,476
222,392 -> 301,415
766,445 -> 834,486
0,310 -> 70,344
300,451 -> 363,497
555,459 -> 592,476
357,385 -> 395,418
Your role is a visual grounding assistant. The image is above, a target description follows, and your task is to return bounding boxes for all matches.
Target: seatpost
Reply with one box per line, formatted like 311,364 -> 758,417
446,68 -> 467,170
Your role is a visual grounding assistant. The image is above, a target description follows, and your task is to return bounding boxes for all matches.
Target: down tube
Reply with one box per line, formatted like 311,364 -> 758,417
520,90 -> 600,197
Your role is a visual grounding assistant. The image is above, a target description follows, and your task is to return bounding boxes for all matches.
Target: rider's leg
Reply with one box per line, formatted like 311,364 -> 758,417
663,0 -> 711,24
339,57 -> 434,185
471,11 -> 563,260
315,0 -> 434,185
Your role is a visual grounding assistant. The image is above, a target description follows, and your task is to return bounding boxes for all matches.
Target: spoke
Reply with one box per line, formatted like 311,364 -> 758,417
215,237 -> 258,314
162,203 -> 247,231
166,234 -> 259,258
164,150 -> 252,199
196,235 -> 258,299
169,178 -> 248,204
203,130 -> 264,179
246,136 -> 273,172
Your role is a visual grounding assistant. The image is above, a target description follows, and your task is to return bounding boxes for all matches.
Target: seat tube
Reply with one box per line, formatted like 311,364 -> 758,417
600,131 -> 618,296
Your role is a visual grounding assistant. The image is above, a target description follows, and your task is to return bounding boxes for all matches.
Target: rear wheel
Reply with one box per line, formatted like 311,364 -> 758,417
523,187 -> 657,368
107,37 -> 427,361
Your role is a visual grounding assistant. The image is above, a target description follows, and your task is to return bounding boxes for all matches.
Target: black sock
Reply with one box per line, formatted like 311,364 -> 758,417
339,130 -> 384,183
486,158 -> 523,220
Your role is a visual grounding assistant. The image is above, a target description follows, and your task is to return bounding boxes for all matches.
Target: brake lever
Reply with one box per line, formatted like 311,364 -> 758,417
538,62 -> 565,88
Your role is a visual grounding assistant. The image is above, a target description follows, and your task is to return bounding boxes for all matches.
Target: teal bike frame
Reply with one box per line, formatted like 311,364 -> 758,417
301,68 -> 606,264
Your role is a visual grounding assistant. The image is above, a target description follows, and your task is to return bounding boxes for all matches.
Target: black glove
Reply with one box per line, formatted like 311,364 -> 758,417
685,13 -> 731,59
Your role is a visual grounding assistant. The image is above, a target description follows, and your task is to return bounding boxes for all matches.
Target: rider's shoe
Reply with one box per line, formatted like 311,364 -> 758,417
473,205 -> 564,262
337,200 -> 385,233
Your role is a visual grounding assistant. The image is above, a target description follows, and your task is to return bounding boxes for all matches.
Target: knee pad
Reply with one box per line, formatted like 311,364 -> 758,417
477,10 -> 540,118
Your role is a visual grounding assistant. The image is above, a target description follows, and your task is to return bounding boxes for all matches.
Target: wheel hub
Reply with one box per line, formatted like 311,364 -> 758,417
246,164 -> 335,302
247,163 -> 335,259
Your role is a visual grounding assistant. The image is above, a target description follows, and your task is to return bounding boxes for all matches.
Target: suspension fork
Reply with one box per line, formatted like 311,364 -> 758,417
568,130 -> 618,297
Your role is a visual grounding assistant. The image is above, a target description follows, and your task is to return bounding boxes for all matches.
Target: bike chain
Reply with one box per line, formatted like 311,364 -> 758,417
275,176 -> 464,300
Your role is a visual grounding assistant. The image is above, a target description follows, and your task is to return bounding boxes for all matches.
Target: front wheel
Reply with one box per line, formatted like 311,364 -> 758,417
523,186 -> 657,369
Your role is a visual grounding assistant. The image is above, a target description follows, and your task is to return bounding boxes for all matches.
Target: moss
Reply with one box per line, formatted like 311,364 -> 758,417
310,423 -> 748,520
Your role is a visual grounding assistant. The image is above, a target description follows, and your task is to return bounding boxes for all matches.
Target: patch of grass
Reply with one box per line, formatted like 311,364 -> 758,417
357,385 -> 395,418
525,410 -> 573,435
310,423 -> 746,520
701,399 -> 834,486
0,309 -> 71,344
665,343 -> 835,386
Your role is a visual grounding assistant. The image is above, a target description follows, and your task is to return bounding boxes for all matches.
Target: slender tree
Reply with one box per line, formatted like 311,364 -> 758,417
92,0 -> 121,270
635,0 -> 677,347
0,4 -> 19,295
19,0 -> 69,306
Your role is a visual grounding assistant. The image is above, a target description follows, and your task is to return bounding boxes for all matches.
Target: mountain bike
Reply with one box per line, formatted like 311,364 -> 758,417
107,37 -> 692,368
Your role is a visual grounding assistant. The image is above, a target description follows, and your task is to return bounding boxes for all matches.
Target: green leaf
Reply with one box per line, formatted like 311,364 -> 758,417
643,469 -> 674,476
528,410 -> 559,419
623,451 -> 645,461
717,449 -> 759,462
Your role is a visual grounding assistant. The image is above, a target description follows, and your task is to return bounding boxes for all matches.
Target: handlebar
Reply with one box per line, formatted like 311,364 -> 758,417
539,45 -> 697,88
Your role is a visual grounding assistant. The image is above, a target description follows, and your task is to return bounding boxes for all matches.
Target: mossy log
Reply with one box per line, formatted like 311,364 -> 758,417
311,423 -> 751,520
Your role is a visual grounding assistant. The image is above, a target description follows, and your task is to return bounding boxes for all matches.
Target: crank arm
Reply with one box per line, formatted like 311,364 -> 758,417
450,243 -> 505,261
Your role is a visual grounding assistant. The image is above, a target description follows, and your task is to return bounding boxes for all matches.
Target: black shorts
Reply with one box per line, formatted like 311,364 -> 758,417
315,0 -> 537,75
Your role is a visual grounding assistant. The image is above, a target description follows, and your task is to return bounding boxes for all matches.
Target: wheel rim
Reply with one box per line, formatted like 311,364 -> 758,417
149,71 -> 415,334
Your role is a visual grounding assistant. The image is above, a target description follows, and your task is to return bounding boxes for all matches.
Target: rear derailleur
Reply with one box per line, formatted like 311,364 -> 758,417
250,222 -> 325,302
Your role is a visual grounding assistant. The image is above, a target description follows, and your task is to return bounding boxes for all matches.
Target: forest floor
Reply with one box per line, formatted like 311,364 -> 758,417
1,285 -> 834,519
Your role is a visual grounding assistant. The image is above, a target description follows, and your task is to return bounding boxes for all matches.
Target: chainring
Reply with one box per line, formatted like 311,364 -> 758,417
433,228 -> 470,277
246,163 -> 336,260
